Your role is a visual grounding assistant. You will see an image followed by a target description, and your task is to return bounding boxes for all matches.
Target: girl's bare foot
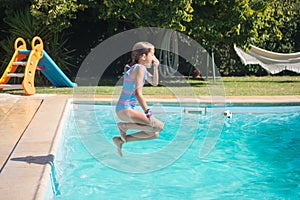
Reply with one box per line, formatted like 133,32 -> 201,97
117,122 -> 127,143
113,137 -> 124,157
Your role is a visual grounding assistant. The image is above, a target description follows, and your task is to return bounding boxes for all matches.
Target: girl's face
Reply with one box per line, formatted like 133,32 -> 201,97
140,48 -> 155,68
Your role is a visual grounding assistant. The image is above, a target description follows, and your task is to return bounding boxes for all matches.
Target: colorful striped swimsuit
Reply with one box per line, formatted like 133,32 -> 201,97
116,64 -> 149,112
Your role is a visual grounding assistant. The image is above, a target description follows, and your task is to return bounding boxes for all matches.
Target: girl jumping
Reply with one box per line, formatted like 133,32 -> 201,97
114,42 -> 164,156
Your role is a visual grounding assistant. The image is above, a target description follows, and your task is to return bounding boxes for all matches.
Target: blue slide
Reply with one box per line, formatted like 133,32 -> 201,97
38,51 -> 77,87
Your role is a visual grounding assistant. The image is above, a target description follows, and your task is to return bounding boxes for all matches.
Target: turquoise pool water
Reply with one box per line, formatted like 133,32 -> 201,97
45,104 -> 300,199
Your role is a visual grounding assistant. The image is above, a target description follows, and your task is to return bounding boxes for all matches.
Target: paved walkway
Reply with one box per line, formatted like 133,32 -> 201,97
0,93 -> 299,200
0,94 -> 70,200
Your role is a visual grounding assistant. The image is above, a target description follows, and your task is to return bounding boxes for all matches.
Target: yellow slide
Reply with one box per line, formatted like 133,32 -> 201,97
0,37 -> 44,95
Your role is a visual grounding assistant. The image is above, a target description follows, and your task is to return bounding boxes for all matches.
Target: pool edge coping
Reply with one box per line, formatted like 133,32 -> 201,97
35,98 -> 73,200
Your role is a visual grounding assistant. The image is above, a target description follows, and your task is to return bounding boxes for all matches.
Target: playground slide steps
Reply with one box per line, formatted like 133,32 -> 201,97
5,61 -> 26,78
0,84 -> 23,89
0,50 -> 34,91
12,61 -> 27,66
6,73 -> 24,78
5,59 -> 28,79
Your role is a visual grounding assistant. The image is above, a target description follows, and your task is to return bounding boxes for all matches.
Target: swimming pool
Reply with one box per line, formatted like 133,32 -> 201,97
45,103 -> 300,199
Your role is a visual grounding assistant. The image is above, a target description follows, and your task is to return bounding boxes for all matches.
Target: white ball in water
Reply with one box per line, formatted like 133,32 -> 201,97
223,110 -> 232,119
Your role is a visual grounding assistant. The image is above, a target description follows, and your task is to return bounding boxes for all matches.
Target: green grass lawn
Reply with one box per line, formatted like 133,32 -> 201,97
1,76 -> 300,96
219,76 -> 300,96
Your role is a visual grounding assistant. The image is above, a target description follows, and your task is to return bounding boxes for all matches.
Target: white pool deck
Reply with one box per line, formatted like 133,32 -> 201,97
0,93 -> 300,200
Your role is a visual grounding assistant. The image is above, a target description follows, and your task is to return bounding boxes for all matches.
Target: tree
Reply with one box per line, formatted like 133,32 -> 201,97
1,0 -> 299,78
0,2 -> 76,84
97,0 -> 193,31
185,0 -> 300,75
30,0 -> 86,33
93,0 -> 299,75
187,0 -> 299,49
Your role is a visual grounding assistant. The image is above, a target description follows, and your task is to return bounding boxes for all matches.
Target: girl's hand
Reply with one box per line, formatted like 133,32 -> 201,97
145,108 -> 152,119
152,55 -> 160,67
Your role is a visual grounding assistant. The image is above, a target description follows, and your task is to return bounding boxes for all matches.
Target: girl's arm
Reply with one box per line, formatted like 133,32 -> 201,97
135,66 -> 149,112
146,55 -> 160,86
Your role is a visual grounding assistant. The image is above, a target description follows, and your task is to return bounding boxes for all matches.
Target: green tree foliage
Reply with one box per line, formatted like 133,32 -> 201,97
0,0 -> 299,78
30,0 -> 86,32
98,0 -> 194,31
187,0 -> 298,48
0,5 -> 76,84
79,0 -> 300,75
185,0 -> 299,75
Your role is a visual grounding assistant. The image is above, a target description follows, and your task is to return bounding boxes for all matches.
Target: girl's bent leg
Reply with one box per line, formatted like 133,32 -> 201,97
119,120 -> 163,133
126,131 -> 159,142
117,121 -> 161,143
113,130 -> 158,157
114,109 -> 164,156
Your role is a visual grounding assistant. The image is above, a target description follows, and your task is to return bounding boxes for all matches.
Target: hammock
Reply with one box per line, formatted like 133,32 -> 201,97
234,44 -> 300,74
